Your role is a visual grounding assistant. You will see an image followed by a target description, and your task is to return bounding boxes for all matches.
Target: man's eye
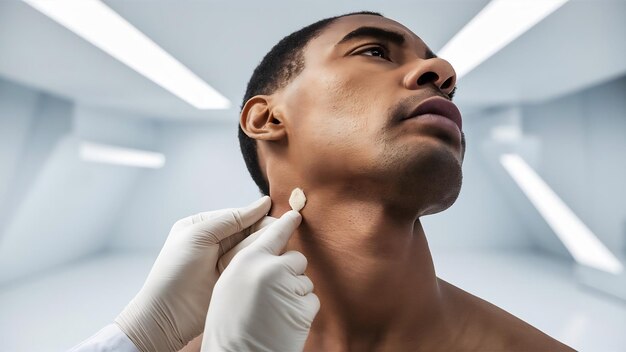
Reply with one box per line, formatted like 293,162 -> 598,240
358,46 -> 391,61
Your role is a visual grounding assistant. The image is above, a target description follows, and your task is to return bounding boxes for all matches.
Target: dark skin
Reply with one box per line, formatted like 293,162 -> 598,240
180,14 -> 575,352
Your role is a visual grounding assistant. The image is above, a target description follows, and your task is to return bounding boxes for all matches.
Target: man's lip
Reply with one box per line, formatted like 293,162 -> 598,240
401,96 -> 462,131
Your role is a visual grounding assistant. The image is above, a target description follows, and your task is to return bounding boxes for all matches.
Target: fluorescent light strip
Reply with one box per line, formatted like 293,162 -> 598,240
24,0 -> 230,109
80,141 -> 165,169
500,153 -> 623,274
438,0 -> 570,79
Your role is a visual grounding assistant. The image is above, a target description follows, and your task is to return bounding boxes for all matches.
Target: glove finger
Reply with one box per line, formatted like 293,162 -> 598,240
280,250 -> 308,275
248,210 -> 302,255
199,196 -> 271,227
219,216 -> 278,256
300,292 -> 321,320
253,216 -> 279,233
292,274 -> 314,296
193,196 -> 272,244
171,196 -> 270,232
217,219 -> 276,273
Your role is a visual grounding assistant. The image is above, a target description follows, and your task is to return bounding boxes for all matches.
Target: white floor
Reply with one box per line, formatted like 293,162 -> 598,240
0,248 -> 624,352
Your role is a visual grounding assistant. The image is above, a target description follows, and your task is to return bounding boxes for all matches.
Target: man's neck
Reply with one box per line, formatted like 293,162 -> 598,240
268,187 -> 457,351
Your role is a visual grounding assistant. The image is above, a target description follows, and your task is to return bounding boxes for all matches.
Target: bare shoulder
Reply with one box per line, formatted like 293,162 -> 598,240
438,278 -> 577,351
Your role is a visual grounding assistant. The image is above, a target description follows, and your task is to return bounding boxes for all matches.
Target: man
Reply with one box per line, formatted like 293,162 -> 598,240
73,10 -> 575,352
196,10 -> 573,351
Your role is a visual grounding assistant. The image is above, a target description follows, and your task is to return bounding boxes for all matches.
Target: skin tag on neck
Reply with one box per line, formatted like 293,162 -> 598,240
289,187 -> 307,211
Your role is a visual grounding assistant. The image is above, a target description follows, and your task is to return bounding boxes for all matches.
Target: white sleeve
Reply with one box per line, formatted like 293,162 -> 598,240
67,324 -> 140,352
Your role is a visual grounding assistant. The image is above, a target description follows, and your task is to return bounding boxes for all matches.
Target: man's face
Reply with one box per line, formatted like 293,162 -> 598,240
273,15 -> 465,215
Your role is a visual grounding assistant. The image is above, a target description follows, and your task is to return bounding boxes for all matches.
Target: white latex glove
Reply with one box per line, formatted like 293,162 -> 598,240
216,214 -> 277,275
114,196 -> 276,352
201,210 -> 320,352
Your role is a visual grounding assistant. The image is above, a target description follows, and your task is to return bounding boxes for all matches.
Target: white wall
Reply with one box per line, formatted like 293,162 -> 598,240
0,78 -> 159,286
522,75 -> 626,258
0,78 -> 40,209
108,120 -> 261,250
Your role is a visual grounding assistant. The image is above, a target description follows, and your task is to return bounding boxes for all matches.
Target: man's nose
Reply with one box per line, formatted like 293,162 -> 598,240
403,57 -> 456,97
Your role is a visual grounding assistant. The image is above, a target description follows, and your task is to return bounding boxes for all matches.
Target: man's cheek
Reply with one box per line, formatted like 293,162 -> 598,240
299,133 -> 366,181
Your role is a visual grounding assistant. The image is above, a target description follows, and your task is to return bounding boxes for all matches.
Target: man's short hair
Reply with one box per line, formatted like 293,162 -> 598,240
238,11 -> 383,196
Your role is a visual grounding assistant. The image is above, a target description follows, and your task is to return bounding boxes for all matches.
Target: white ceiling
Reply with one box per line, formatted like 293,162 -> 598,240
0,0 -> 624,120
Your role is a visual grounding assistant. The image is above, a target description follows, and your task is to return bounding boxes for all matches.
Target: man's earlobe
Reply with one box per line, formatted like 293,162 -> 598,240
240,96 -> 286,141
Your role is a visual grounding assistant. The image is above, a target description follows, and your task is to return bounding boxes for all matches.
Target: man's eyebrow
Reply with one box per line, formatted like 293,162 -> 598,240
336,26 -> 438,59
336,26 -> 406,47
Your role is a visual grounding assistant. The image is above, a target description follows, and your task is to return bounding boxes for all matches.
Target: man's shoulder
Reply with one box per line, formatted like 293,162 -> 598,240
438,278 -> 577,351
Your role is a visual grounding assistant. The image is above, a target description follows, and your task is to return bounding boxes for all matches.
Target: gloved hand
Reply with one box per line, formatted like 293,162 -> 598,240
114,196 -> 276,352
201,210 -> 320,352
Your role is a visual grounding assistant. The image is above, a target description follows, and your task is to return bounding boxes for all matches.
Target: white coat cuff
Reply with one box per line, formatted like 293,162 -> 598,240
68,324 -> 139,352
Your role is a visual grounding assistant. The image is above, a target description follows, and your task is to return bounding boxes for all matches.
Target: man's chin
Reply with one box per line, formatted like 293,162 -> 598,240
418,188 -> 462,217
383,168 -> 462,218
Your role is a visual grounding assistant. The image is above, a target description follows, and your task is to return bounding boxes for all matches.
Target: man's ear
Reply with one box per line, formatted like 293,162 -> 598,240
240,95 -> 287,141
